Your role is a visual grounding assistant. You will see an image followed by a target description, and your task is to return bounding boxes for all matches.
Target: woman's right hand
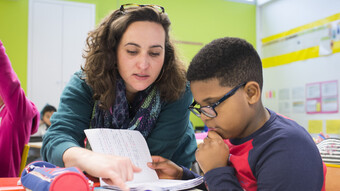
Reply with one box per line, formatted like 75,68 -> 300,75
63,147 -> 141,191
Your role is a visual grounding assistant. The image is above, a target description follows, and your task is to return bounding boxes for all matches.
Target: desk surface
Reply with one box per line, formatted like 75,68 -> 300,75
0,177 -> 202,191
0,178 -> 24,191
0,177 -> 100,191
28,142 -> 42,149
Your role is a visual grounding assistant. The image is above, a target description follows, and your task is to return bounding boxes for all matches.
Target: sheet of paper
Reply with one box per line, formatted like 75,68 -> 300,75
308,120 -> 323,134
326,120 -> 340,134
85,129 -> 158,183
103,177 -> 204,191
84,129 -> 204,190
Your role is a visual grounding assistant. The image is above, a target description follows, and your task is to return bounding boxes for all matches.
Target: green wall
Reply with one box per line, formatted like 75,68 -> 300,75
0,0 -> 256,128
0,0 -> 29,89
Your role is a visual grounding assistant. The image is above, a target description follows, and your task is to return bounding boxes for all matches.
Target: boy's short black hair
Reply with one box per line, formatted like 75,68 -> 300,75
187,37 -> 263,90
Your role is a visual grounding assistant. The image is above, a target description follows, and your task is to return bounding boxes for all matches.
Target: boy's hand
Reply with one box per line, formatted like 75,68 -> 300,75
195,131 -> 229,173
147,156 -> 183,180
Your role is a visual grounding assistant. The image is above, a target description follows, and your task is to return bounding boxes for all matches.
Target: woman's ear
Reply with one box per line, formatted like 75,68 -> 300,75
244,81 -> 261,105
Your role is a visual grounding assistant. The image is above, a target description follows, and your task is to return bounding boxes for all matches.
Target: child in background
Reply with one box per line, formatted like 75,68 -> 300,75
0,40 -> 39,177
32,104 -> 56,137
148,37 -> 326,191
40,104 -> 56,130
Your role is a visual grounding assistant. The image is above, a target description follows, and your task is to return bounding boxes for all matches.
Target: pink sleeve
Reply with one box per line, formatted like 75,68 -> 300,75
0,40 -> 39,134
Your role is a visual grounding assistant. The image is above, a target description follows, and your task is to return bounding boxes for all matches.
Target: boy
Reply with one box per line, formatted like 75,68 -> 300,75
148,37 -> 326,190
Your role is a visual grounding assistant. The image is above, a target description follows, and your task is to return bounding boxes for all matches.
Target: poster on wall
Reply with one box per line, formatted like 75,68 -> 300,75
306,80 -> 338,114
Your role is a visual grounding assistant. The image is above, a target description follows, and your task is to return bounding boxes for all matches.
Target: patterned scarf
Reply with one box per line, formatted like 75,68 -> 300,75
90,77 -> 162,138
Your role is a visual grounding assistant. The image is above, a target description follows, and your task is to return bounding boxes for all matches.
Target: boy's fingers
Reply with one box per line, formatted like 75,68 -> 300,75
148,160 -> 164,169
147,159 -> 170,170
151,155 -> 165,163
207,131 -> 223,140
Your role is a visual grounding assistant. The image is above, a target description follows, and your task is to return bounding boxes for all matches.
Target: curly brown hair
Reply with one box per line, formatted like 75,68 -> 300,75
82,6 -> 187,110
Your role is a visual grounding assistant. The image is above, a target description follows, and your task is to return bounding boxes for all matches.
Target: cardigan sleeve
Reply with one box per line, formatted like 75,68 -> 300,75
41,71 -> 94,167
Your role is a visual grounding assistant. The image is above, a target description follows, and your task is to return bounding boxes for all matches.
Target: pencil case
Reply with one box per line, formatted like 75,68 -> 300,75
21,161 -> 94,191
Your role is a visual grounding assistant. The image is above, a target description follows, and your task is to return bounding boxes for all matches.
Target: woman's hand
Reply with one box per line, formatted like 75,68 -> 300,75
63,147 -> 141,191
195,131 -> 229,173
147,156 -> 183,180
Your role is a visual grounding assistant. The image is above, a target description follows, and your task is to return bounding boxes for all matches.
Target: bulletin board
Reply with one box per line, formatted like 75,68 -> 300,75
261,12 -> 340,137
306,80 -> 338,114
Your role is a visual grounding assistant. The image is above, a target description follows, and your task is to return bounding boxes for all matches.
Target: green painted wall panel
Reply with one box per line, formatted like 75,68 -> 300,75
0,0 -> 29,91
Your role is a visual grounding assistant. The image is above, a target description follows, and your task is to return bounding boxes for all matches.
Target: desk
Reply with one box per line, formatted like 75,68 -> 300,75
0,176 -> 100,191
0,177 -> 202,191
325,164 -> 340,191
0,178 -> 24,191
28,142 -> 42,149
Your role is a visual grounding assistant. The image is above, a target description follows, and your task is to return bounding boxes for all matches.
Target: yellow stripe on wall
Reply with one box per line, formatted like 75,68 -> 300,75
262,13 -> 340,43
262,13 -> 340,44
262,46 -> 319,68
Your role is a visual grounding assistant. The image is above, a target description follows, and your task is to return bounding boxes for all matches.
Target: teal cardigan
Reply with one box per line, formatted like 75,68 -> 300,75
41,71 -> 197,168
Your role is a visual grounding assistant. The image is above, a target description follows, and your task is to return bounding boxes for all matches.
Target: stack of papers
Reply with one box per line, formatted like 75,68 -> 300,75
85,129 -> 203,191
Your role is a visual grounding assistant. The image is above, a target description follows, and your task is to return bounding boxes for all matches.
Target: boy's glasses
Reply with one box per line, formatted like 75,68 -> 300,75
120,4 -> 165,14
189,82 -> 247,118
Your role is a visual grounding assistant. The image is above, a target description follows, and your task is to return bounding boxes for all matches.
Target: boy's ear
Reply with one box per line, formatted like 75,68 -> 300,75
244,81 -> 261,105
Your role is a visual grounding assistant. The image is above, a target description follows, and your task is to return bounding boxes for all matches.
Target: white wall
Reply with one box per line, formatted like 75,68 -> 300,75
28,0 -> 95,111
258,0 -> 340,38
257,0 -> 340,137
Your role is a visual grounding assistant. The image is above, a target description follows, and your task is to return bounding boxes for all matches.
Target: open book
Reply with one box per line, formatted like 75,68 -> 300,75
84,129 -> 203,191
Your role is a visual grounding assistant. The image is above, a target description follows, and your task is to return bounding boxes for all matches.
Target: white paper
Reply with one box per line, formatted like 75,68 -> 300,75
84,129 -> 203,190
292,86 -> 304,100
322,97 -> 338,112
278,88 -> 290,100
306,99 -> 318,112
321,81 -> 337,97
306,84 -> 321,99
85,129 -> 158,183
319,36 -> 332,56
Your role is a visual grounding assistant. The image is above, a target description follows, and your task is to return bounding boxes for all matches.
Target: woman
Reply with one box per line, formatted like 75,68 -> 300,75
0,40 -> 39,177
41,4 -> 197,190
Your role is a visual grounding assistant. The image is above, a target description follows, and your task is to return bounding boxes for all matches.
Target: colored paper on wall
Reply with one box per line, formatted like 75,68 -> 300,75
308,120 -> 323,134
326,120 -> 340,134
292,101 -> 305,113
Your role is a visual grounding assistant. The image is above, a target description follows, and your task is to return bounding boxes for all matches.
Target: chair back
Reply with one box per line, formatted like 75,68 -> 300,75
325,164 -> 340,190
19,144 -> 30,176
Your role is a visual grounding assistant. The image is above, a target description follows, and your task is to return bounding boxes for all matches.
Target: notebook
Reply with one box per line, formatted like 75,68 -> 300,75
84,129 -> 203,191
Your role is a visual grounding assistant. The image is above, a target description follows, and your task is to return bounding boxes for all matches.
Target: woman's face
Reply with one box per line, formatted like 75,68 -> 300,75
117,21 -> 165,94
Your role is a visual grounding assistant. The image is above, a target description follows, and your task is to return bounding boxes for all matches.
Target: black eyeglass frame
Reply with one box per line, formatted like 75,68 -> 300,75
189,82 -> 247,118
119,3 -> 165,14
